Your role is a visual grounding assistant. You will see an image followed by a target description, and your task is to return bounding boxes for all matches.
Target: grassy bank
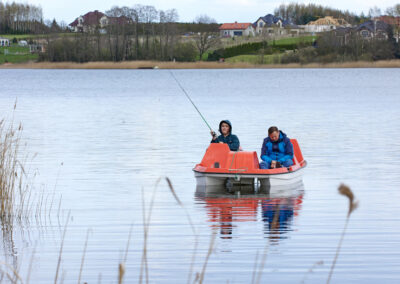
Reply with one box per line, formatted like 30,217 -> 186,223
0,45 -> 39,64
1,59 -> 400,69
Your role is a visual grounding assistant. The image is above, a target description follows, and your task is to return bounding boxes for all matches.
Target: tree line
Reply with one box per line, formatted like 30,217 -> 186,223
0,1 -> 48,34
40,5 -> 220,63
277,32 -> 399,65
274,3 -> 368,25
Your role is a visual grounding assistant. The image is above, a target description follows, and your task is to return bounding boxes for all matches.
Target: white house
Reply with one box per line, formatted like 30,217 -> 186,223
219,22 -> 255,37
0,38 -> 10,47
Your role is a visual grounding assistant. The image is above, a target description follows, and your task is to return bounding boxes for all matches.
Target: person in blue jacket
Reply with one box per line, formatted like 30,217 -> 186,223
210,120 -> 240,151
260,126 -> 294,169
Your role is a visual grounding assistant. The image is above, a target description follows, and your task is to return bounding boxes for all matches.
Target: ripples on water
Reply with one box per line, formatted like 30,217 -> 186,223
0,69 -> 399,283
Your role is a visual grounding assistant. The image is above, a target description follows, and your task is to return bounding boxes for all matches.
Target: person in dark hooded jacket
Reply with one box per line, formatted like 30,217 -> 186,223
260,126 -> 294,169
210,120 -> 240,151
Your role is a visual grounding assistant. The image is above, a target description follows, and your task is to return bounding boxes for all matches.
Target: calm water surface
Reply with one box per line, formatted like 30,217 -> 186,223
0,69 -> 400,283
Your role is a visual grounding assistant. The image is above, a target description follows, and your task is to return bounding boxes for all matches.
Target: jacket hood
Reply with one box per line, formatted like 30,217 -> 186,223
278,130 -> 287,141
219,120 -> 232,134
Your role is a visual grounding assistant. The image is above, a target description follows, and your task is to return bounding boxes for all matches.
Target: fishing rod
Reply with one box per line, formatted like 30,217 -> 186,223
169,71 -> 217,137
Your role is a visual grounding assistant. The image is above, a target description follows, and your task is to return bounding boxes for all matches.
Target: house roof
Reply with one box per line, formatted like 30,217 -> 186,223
255,14 -> 297,28
375,16 -> 400,26
70,10 -> 105,26
219,22 -> 253,30
334,27 -> 353,36
258,14 -> 282,25
307,16 -> 349,26
356,20 -> 389,32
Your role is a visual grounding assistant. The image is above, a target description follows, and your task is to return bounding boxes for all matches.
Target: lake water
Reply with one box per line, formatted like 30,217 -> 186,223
0,68 -> 400,283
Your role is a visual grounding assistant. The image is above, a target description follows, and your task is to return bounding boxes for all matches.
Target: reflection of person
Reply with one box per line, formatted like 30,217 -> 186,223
262,199 -> 294,232
260,126 -> 293,169
210,120 -> 240,151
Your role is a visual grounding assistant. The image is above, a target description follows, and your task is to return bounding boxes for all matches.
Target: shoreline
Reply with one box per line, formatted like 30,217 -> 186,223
1,60 -> 400,69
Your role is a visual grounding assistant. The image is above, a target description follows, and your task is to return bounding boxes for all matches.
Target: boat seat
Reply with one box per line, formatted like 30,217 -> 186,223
291,139 -> 304,166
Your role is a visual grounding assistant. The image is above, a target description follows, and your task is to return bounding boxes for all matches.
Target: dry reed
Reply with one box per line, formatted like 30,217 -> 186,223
54,211 -> 70,284
165,177 -> 199,284
78,229 -> 91,284
0,175 -> 361,283
2,59 -> 400,69
327,184 -> 358,284
0,260 -> 23,283
301,260 -> 324,284
139,180 -> 159,284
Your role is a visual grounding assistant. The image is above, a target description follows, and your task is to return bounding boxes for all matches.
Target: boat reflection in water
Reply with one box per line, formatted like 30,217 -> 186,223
196,183 -> 304,241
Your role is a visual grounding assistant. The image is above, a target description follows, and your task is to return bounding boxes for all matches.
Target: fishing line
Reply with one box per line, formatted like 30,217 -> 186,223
169,71 -> 214,132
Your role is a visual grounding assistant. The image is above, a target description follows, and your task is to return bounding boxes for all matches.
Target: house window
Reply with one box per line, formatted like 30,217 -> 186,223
233,31 -> 243,36
376,30 -> 385,38
259,22 -> 263,27
361,30 -> 369,37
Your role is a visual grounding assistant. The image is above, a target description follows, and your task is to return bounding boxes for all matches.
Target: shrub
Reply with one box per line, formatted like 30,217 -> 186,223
173,42 -> 197,62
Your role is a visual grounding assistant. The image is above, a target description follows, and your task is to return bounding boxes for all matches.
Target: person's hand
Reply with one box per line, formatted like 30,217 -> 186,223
210,131 -> 217,140
271,161 -> 276,169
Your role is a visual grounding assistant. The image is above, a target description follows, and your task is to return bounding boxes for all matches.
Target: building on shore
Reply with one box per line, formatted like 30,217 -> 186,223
334,20 -> 390,45
302,16 -> 351,33
219,22 -> 255,37
355,20 -> 390,40
69,10 -> 131,33
29,44 -> 45,53
0,38 -> 10,47
254,14 -> 302,37
375,16 -> 400,42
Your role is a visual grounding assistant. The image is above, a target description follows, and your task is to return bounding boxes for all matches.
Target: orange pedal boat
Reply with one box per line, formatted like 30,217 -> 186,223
193,139 -> 307,194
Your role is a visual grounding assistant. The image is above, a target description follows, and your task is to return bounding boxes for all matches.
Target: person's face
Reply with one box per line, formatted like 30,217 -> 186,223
269,131 -> 279,142
221,123 -> 230,135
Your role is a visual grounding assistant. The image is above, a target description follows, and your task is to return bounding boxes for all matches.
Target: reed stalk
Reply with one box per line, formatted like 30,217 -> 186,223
327,184 -> 358,284
78,229 -> 91,284
54,211 -> 70,284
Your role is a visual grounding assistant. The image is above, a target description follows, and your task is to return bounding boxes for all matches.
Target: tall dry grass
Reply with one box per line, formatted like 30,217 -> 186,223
0,103 -> 30,224
1,59 -> 400,69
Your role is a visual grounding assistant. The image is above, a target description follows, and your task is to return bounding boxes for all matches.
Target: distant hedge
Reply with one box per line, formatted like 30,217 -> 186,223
208,40 -> 304,61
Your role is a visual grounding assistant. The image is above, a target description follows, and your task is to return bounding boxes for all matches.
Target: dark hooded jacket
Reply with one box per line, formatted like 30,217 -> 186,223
260,131 -> 293,164
211,120 -> 240,151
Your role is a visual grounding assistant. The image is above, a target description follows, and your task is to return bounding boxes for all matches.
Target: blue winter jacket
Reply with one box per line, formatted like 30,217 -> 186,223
211,120 -> 240,151
260,131 -> 294,164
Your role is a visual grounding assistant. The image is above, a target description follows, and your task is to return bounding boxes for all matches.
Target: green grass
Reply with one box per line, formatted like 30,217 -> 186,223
221,36 -> 316,64
0,34 -> 38,40
272,35 -> 316,45
0,33 -> 74,40
0,44 -> 38,64
225,54 -> 280,64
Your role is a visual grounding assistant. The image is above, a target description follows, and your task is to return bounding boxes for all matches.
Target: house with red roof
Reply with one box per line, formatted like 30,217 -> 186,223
219,22 -> 255,37
69,10 -> 131,33
375,16 -> 400,42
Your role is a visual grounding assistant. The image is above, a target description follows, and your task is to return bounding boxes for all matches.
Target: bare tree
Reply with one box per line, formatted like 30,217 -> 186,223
159,9 -> 179,60
368,6 -> 382,18
195,14 -> 217,24
193,14 -> 220,60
